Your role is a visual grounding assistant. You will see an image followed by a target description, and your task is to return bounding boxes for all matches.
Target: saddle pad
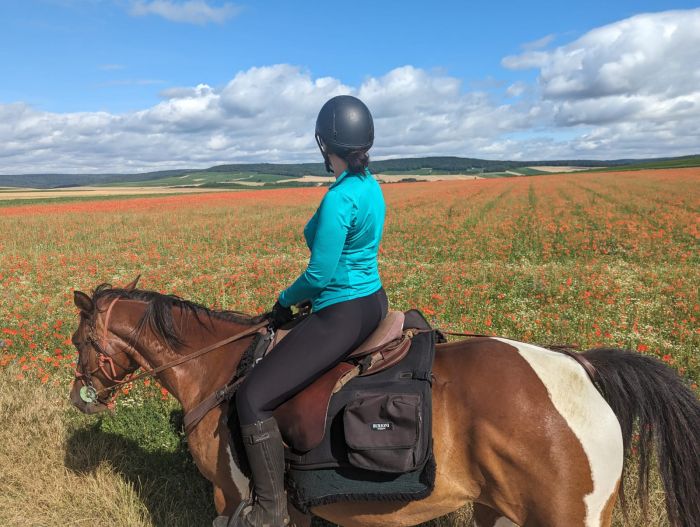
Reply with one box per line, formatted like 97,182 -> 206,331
286,452 -> 436,514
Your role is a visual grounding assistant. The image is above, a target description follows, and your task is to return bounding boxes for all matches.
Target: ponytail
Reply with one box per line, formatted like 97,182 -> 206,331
344,150 -> 370,174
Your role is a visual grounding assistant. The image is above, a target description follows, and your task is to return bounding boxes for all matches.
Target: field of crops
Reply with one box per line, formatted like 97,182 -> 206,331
0,168 -> 698,526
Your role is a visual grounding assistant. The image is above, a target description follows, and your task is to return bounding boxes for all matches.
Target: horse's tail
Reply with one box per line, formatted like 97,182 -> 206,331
582,347 -> 700,527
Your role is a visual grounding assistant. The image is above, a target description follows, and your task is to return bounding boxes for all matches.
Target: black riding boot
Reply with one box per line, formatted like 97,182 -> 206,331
238,417 -> 290,527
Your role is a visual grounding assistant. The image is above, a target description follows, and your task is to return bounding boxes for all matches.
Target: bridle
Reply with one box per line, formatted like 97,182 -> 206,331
73,297 -> 134,407
74,296 -> 269,409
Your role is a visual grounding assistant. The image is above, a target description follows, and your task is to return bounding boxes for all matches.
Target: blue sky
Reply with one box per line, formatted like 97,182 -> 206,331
1,1 -> 699,172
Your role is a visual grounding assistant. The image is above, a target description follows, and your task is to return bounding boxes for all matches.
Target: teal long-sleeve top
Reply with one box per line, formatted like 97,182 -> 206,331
278,169 -> 385,311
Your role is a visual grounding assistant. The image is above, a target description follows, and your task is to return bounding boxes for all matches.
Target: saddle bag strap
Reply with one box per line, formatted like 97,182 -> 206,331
411,370 -> 433,384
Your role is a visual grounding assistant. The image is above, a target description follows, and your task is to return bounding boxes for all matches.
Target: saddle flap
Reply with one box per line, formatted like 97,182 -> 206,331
347,310 -> 405,358
274,362 -> 355,453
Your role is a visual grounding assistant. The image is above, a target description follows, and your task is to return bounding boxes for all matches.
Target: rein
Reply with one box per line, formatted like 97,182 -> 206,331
75,297 -> 268,409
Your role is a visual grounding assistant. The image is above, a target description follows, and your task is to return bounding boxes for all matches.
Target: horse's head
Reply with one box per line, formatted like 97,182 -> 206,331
69,277 -> 142,414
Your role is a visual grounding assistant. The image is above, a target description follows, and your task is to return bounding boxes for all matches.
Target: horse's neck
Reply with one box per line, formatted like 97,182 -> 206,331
115,302 -> 250,411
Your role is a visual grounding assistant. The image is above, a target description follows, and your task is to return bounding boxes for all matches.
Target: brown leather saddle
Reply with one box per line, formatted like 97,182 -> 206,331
271,310 -> 416,453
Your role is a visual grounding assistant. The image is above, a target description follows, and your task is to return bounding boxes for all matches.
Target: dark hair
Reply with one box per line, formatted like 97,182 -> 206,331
344,150 -> 370,174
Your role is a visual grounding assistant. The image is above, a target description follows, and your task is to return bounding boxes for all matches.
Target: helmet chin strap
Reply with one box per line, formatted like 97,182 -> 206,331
315,134 -> 334,174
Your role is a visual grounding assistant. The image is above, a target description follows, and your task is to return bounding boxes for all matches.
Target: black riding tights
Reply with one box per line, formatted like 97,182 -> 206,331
236,288 -> 388,426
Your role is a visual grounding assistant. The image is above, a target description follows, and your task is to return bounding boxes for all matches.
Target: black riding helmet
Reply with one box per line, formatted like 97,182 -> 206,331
315,95 -> 374,173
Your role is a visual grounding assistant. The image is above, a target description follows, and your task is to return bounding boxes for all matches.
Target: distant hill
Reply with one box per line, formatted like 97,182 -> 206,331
584,155 -> 700,172
1,155 -> 698,189
0,169 -> 193,189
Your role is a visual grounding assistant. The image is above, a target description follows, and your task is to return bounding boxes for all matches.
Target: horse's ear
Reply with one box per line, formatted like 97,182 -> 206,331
124,274 -> 141,291
73,291 -> 94,314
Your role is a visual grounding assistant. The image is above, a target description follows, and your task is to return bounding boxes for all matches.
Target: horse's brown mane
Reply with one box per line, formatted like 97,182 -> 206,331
91,283 -> 267,350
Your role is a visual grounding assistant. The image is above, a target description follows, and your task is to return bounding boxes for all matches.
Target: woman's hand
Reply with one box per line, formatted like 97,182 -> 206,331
270,301 -> 294,329
295,300 -> 312,315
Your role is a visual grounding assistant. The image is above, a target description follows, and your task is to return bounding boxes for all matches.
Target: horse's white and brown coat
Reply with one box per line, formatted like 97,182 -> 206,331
495,338 -> 623,527
70,293 -> 627,527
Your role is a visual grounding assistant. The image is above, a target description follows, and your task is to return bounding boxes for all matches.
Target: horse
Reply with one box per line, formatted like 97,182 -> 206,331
69,278 -> 700,527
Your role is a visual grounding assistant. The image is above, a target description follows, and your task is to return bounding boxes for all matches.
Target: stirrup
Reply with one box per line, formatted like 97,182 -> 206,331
226,498 -> 250,527
226,498 -> 292,527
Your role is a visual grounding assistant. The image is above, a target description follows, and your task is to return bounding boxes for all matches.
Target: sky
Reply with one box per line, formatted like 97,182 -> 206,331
1,0 -> 699,173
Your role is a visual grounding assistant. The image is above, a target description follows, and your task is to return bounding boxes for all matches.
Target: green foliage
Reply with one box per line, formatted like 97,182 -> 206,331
98,396 -> 183,453
509,167 -> 549,175
585,155 -> 700,172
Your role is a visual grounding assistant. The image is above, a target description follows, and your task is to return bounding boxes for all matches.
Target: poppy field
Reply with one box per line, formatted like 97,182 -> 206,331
0,167 -> 698,526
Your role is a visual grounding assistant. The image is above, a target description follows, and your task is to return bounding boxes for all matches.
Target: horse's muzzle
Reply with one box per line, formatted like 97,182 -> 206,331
69,381 -> 110,414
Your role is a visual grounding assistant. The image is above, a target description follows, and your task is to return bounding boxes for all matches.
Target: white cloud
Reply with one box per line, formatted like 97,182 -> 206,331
520,34 -> 555,51
129,0 -> 239,25
506,81 -> 527,98
503,9 -> 700,102
501,8 -> 700,151
98,64 -> 125,71
1,64 -> 546,173
1,9 -> 699,173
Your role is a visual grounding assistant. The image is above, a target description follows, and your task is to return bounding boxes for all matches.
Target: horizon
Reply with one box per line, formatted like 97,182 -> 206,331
2,1 -> 699,173
3,153 -> 700,178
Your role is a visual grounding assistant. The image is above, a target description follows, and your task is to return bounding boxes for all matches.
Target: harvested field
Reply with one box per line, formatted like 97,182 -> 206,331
0,186 -> 232,200
284,174 -> 482,184
375,174 -> 481,182
222,180 -> 266,186
528,165 -> 595,173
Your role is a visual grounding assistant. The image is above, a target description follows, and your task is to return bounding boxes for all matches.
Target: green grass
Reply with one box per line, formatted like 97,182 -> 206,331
585,155 -> 700,172
511,167 -> 549,175
480,172 -> 517,178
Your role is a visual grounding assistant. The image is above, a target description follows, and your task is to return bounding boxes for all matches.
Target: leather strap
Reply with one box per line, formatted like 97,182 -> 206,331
102,321 -> 268,392
181,326 -> 272,435
184,376 -> 247,435
437,329 -> 493,338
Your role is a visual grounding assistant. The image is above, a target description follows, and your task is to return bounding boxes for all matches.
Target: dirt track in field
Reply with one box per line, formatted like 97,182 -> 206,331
285,174 -> 483,183
528,165 -> 594,172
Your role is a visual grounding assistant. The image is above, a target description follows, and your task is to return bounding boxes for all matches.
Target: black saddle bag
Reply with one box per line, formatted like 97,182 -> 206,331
343,391 -> 423,473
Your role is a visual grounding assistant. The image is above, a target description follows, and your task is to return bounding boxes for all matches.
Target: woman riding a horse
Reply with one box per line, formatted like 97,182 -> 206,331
234,95 -> 388,527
